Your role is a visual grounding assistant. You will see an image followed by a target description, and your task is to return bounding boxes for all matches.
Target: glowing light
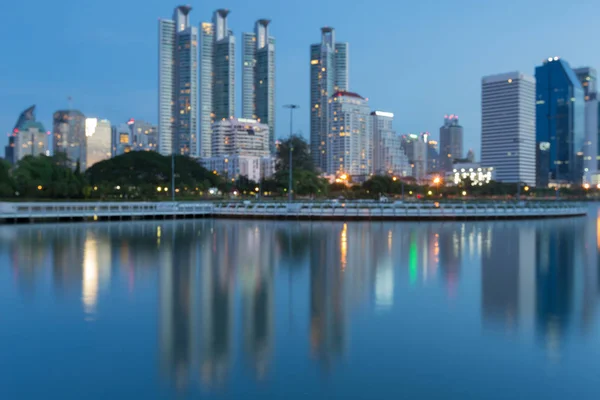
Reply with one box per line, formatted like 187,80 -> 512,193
310,59 -> 319,65
392,176 -> 397,181
116,186 -> 121,190
340,223 -> 348,270
233,190 -> 239,196
462,191 -> 467,196
157,187 -> 162,192
428,191 -> 433,196
340,174 -> 348,180
433,177 -> 441,185
164,187 -> 168,192
584,183 -> 591,190
524,186 -> 530,192
37,185 -> 42,190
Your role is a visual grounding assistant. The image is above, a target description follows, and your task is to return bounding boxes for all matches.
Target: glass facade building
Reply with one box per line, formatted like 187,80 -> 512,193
199,9 -> 235,158
85,118 -> 111,168
536,58 -> 585,186
574,67 -> 599,180
158,6 -> 198,157
242,20 -> 276,153
310,27 -> 349,171
439,115 -> 463,172
5,105 -> 36,164
15,121 -> 49,162
53,110 -> 86,170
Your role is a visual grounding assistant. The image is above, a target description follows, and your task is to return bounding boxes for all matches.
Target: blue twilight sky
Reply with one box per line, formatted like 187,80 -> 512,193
1,0 -> 599,156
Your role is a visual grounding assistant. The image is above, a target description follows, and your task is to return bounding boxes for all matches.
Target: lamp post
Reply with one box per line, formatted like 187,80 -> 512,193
171,151 -> 175,202
283,104 -> 300,203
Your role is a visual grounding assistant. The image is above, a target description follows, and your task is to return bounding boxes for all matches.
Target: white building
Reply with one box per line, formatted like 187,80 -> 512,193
204,118 -> 273,181
310,27 -> 349,171
199,9 -> 236,158
15,121 -> 49,162
158,6 -> 198,156
212,118 -> 270,158
85,118 -> 111,168
327,91 -> 372,179
481,71 -> 536,185
371,111 -> 411,177
242,20 -> 276,152
202,156 -> 274,183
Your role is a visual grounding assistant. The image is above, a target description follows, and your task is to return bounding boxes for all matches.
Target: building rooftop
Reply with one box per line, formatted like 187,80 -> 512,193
333,91 -> 364,100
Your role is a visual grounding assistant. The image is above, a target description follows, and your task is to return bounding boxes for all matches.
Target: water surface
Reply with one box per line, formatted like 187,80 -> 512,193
1,208 -> 600,399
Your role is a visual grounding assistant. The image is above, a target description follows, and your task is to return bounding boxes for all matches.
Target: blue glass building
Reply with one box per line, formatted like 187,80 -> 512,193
535,58 -> 585,186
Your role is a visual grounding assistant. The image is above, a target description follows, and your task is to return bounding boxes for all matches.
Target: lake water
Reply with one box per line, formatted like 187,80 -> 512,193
1,207 -> 600,399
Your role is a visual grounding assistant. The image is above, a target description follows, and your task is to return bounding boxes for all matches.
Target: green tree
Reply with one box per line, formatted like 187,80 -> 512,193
0,159 -> 14,197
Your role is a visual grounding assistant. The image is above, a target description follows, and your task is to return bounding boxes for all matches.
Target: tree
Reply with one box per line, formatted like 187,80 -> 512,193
276,135 -> 316,173
0,159 -> 14,197
86,151 -> 221,198
12,155 -> 85,198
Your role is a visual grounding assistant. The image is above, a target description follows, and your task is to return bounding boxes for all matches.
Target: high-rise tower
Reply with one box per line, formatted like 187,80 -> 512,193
242,20 -> 276,152
158,6 -> 198,156
481,72 -> 536,185
200,9 -> 236,158
536,57 -> 585,186
310,27 -> 349,171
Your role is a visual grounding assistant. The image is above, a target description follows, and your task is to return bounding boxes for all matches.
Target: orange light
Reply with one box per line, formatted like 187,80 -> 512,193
433,177 -> 441,185
392,176 -> 398,181
584,183 -> 591,190
340,174 -> 348,181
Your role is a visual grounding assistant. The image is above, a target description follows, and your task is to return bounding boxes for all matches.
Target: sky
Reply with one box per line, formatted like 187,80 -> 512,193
1,0 -> 599,156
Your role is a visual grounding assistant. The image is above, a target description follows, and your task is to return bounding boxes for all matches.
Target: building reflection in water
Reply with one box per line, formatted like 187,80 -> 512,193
481,217 -> 595,360
4,212 -> 600,393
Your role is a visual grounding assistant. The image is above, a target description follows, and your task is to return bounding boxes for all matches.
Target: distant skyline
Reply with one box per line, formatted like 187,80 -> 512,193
1,0 -> 599,154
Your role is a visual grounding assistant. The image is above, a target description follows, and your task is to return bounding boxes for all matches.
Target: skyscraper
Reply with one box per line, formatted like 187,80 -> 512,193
481,72 -> 536,185
85,118 -> 111,168
536,57 -> 585,186
427,140 -> 440,173
53,110 -> 86,170
158,6 -> 198,157
310,27 -> 349,171
439,115 -> 463,172
574,67 -> 599,181
14,121 -> 49,162
327,91 -> 371,179
401,134 -> 428,182
371,111 -> 411,177
242,20 -> 276,152
5,105 -> 36,164
200,9 -> 235,158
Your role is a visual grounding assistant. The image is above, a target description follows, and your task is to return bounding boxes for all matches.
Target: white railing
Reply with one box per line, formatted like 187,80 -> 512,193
0,201 -> 587,222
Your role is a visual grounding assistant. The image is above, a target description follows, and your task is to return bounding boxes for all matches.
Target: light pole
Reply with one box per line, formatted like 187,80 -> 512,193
283,104 -> 300,203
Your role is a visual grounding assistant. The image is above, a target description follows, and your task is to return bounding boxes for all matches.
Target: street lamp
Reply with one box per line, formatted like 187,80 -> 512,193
283,104 -> 300,203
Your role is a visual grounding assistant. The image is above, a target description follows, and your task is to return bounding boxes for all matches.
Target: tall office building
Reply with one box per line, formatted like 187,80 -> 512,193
574,67 -> 599,181
14,121 -> 49,162
327,91 -> 371,179
536,57 -> 585,186
158,6 -> 198,157
427,140 -> 440,173
5,105 -> 37,164
242,20 -> 276,152
439,115 -> 463,172
53,110 -> 86,170
371,111 -> 410,177
481,72 -> 536,185
310,27 -> 349,171
401,133 -> 428,182
200,9 -> 236,158
85,118 -> 111,168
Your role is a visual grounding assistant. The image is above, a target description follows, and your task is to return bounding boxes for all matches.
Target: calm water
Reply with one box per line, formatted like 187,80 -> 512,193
1,208 -> 600,399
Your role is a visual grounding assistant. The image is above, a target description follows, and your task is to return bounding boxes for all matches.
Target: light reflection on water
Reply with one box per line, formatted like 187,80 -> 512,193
0,209 -> 599,399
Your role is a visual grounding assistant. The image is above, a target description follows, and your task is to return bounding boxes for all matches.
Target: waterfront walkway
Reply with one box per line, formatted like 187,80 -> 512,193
0,201 -> 587,224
